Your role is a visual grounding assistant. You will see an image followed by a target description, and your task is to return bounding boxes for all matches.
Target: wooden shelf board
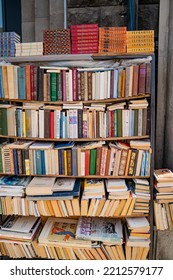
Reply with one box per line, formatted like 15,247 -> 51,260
0,135 -> 150,141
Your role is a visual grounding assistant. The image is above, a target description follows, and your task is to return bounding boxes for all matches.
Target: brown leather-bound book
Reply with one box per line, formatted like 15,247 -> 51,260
80,72 -> 85,101
96,147 -> 102,175
105,148 -> 111,176
77,71 -> 81,101
118,68 -> 123,97
118,149 -> 128,176
145,63 -> 151,94
17,149 -> 22,174
142,108 -> 147,136
132,65 -> 139,96
66,149 -> 72,176
44,109 -> 50,138
128,149 -> 138,176
33,65 -> 38,101
87,72 -> 92,100
30,65 -> 34,100
138,63 -> 146,95
25,65 -> 31,100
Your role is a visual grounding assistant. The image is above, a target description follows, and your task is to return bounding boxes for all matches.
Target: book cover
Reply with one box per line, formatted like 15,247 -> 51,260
76,217 -> 123,244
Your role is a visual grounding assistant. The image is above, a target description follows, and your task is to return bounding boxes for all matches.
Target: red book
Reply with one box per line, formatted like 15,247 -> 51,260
25,65 -> 31,101
50,111 -> 54,139
85,150 -> 90,176
70,24 -> 98,30
62,70 -> 67,101
72,68 -> 77,101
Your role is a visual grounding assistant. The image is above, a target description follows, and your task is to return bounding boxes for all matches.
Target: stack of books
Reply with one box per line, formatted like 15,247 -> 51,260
126,30 -> 154,53
98,27 -> 127,54
154,168 -> 173,202
70,24 -> 99,54
125,216 -> 150,247
0,32 -> 20,57
15,42 -> 43,56
43,29 -> 71,55
0,176 -> 31,197
105,179 -> 130,199
82,179 -> 106,199
26,177 -> 81,201
0,215 -> 41,258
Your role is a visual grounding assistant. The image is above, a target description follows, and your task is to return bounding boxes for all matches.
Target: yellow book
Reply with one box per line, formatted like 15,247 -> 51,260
131,247 -> 138,260
121,198 -> 132,216
95,199 -> 105,217
127,198 -> 136,216
50,200 -> 62,217
22,110 -> 26,137
89,248 -> 102,260
136,247 -> 144,260
64,150 -> 67,175
110,246 -> 120,260
125,245 -> 131,260
64,200 -> 74,216
141,247 -> 149,260
96,247 -> 108,260
71,198 -> 80,216
114,199 -> 126,217
104,245 -> 115,260
87,198 -> 96,217
109,200 -> 120,217
116,245 -> 125,260
46,200 -> 55,216
81,199 -> 89,216
84,249 -> 95,260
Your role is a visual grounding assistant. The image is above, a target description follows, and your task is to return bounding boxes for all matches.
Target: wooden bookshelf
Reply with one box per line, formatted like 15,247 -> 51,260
0,135 -> 150,141
0,94 -> 151,104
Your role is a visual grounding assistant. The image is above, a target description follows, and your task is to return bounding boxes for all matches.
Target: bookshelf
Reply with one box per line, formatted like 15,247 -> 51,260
0,53 -> 155,260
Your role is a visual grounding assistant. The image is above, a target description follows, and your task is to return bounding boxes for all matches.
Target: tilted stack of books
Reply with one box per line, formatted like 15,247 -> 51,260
0,32 -> 20,57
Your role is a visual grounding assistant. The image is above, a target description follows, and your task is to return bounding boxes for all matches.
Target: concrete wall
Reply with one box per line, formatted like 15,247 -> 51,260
21,0 -> 64,42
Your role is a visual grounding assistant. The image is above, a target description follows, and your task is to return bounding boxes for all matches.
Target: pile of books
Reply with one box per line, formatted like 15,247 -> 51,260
82,179 -> 105,199
105,179 -> 130,199
0,176 -> 31,197
98,27 -> 127,54
154,168 -> 173,202
154,169 -> 173,230
126,30 -> 154,53
43,29 -> 71,55
70,24 -> 99,54
0,32 -> 20,57
15,42 -> 43,56
125,216 -> 150,248
0,215 -> 41,258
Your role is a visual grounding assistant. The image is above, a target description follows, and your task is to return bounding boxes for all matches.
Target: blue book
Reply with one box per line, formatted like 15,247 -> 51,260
18,67 -> 26,99
0,67 -> 4,98
35,150 -> 42,175
15,109 -> 21,137
54,141 -> 74,150
13,150 -> 19,175
144,151 -> 150,176
140,151 -> 146,176
41,150 -> 46,175
58,149 -> 62,174
113,69 -> 118,98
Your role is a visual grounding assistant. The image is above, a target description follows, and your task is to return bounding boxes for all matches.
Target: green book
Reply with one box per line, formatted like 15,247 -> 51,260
50,73 -> 57,101
90,149 -> 97,175
134,109 -> 139,136
2,108 -> 7,135
117,109 -> 122,137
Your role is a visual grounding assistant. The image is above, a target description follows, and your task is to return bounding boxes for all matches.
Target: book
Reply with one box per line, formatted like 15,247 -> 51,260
76,217 -> 123,244
26,177 -> 56,196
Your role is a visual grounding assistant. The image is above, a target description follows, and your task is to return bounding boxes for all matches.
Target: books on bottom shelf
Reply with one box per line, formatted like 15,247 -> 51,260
154,201 -> 173,230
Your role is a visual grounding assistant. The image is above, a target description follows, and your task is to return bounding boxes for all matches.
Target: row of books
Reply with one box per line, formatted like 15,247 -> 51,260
0,196 -> 150,217
0,215 -> 150,258
154,168 -> 173,203
0,102 -> 150,139
154,201 -> 173,231
0,62 -> 151,101
15,42 -> 43,56
0,240 -> 149,260
0,140 -> 151,176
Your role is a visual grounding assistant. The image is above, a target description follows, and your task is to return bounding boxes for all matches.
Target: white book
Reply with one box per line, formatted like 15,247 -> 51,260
26,176 -> 56,196
81,151 -> 85,176
104,71 -> 108,99
138,109 -> 143,136
39,109 -> 44,138
99,71 -> 105,99
68,69 -> 73,101
107,71 -> 111,99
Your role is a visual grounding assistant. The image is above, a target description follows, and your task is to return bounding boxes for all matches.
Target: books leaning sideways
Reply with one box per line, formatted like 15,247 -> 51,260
15,42 -> 43,56
38,217 -> 99,248
154,169 -> 173,202
76,217 -> 123,245
125,216 -> 150,247
0,176 -> 31,197
0,32 -> 20,57
26,177 -> 81,200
